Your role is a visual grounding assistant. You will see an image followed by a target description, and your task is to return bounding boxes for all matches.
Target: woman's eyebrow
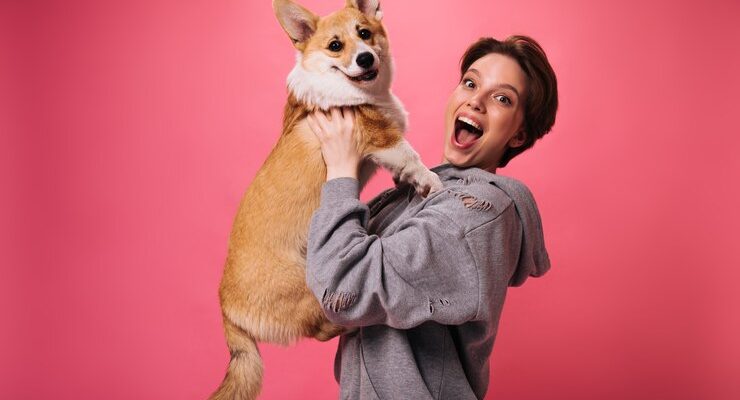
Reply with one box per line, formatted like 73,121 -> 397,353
467,68 -> 521,98
495,84 -> 520,98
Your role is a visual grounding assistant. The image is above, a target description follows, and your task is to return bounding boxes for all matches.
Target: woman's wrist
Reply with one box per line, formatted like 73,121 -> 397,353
326,165 -> 358,181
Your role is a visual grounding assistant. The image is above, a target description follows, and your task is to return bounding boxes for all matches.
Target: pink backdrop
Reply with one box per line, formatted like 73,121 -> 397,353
3,0 -> 739,399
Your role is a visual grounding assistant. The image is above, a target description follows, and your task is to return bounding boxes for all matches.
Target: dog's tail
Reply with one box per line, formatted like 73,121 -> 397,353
210,317 -> 263,400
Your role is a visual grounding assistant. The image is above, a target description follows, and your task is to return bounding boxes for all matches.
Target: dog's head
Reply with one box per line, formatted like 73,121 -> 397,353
274,0 -> 394,109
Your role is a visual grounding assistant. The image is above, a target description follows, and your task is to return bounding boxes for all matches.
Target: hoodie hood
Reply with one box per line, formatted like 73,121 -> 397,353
430,163 -> 551,286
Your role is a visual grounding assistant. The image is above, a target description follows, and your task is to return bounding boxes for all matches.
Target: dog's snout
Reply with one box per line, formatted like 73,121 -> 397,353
356,52 -> 375,69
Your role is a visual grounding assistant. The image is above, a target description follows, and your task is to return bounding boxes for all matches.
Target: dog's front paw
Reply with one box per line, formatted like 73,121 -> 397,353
413,169 -> 444,198
393,165 -> 443,198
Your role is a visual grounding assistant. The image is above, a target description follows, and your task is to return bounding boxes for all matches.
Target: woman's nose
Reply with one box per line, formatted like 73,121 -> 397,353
466,94 -> 485,112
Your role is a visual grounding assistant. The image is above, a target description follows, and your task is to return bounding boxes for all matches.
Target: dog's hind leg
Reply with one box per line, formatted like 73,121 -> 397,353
282,283 -> 347,342
223,255 -> 344,344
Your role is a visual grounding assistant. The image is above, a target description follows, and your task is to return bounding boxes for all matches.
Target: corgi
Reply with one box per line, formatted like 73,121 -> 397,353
211,1 -> 443,398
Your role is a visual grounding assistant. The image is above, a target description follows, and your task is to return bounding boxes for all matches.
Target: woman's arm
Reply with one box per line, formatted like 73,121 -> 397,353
307,177 -> 484,329
305,108 -> 518,329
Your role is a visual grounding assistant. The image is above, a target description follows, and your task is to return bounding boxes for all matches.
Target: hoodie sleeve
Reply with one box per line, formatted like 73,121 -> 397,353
306,177 -> 519,329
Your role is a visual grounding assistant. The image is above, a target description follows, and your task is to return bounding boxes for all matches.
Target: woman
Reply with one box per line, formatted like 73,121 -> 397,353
304,36 -> 558,399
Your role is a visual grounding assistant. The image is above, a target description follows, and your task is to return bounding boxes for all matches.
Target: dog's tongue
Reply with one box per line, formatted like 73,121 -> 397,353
457,128 -> 480,145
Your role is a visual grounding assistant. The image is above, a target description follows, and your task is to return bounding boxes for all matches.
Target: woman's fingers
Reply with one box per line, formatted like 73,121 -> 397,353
342,107 -> 355,132
330,107 -> 342,122
306,113 -> 322,140
310,107 -> 355,139
314,110 -> 331,133
306,107 -> 362,180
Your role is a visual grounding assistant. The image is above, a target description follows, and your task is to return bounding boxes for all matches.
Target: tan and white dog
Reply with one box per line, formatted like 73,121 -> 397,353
211,1 -> 442,398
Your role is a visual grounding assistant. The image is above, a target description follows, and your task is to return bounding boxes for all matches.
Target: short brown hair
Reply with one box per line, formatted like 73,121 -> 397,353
459,36 -> 558,168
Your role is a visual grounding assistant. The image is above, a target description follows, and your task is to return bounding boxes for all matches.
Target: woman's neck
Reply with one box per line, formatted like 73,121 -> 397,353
440,156 -> 498,174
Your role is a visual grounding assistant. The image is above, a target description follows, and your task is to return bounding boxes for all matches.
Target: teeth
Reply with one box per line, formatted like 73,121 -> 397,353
458,116 -> 482,131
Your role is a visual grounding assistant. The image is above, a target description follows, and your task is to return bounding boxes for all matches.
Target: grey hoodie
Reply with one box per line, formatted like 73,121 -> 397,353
306,163 -> 550,399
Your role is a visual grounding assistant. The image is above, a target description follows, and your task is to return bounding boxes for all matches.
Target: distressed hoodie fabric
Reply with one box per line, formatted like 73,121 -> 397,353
306,163 -> 550,399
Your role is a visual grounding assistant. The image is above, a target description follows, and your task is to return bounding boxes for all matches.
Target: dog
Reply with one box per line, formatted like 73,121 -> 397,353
211,1 -> 443,398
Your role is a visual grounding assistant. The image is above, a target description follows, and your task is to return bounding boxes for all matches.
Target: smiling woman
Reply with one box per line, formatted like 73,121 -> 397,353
304,34 -> 558,399
445,53 -> 528,170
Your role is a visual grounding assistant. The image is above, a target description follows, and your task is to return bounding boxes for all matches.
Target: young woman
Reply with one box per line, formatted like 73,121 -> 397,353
304,36 -> 558,399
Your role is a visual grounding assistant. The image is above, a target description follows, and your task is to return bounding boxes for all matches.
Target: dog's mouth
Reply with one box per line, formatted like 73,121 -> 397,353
331,66 -> 380,83
347,69 -> 379,82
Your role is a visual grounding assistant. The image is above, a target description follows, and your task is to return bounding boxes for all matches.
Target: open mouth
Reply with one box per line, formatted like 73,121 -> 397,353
348,69 -> 378,82
453,116 -> 483,148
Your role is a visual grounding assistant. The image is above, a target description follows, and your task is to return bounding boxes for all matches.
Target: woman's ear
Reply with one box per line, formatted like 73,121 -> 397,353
508,131 -> 526,148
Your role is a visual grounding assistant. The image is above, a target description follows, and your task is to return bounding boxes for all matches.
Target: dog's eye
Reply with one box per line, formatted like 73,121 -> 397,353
328,40 -> 343,52
358,29 -> 372,40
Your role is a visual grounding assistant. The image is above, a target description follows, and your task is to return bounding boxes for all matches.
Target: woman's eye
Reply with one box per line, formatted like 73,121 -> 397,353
495,95 -> 511,105
463,79 -> 475,88
358,29 -> 372,40
328,40 -> 343,52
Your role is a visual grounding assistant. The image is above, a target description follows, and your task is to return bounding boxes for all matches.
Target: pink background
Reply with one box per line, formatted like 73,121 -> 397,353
2,0 -> 739,399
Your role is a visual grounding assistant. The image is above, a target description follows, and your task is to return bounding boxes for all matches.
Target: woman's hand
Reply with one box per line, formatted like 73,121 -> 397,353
307,107 -> 362,181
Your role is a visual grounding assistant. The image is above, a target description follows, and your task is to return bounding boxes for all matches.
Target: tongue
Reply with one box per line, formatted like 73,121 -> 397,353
457,128 -> 480,145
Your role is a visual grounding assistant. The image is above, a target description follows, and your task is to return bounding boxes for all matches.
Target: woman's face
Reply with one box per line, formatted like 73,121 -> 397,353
443,53 -> 528,172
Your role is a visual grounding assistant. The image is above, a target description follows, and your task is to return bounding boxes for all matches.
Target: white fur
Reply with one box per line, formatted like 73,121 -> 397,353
286,50 -> 402,114
369,139 -> 421,175
369,139 -> 444,194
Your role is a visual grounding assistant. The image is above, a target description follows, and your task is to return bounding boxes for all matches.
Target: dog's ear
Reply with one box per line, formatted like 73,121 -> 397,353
346,0 -> 382,21
273,0 -> 319,49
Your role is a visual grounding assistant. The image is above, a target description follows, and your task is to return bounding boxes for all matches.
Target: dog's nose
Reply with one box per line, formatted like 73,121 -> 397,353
356,52 -> 375,69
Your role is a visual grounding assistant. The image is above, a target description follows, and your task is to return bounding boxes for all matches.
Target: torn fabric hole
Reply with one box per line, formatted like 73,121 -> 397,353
449,189 -> 493,211
322,289 -> 358,312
